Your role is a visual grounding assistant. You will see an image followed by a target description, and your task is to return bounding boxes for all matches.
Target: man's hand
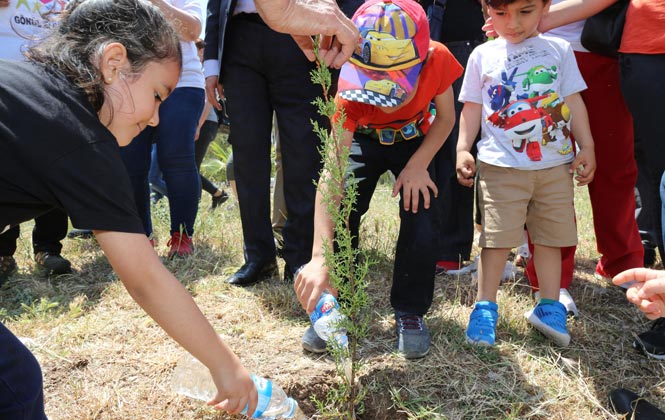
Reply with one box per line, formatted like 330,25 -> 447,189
255,0 -> 359,68
205,76 -> 223,111
614,268 -> 665,320
294,256 -> 336,314
456,150 -> 476,187
392,165 -> 437,213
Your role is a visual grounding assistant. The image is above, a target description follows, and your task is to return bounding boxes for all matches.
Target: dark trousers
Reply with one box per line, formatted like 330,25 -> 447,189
0,209 -> 67,256
221,15 -> 325,270
195,120 -> 220,196
0,322 -> 46,420
621,53 -> 665,260
432,41 -> 478,263
349,135 -> 438,315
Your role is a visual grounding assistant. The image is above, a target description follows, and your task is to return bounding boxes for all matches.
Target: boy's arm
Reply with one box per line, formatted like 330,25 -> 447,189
565,92 -> 596,186
393,86 -> 455,213
456,102 -> 482,187
295,129 -> 354,314
93,231 -> 258,416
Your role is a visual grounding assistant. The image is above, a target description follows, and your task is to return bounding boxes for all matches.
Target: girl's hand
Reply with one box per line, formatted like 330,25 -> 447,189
208,363 -> 258,416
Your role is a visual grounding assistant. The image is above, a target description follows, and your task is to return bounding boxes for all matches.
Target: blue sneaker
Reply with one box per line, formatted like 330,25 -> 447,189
466,301 -> 499,346
525,301 -> 571,347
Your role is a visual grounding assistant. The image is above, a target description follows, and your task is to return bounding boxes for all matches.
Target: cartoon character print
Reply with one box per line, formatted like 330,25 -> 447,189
487,68 -> 518,111
487,95 -> 552,162
487,63 -> 573,160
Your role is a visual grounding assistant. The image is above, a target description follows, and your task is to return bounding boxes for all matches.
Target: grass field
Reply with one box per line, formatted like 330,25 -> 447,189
2,178 -> 664,419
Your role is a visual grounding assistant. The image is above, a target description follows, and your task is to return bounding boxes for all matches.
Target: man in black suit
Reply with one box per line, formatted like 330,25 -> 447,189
203,0 -> 360,287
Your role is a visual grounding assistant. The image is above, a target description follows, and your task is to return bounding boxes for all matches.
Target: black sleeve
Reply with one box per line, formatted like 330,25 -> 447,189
204,0 -> 222,61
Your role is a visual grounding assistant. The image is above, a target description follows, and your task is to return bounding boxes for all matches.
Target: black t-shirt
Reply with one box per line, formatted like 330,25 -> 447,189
0,60 -> 143,234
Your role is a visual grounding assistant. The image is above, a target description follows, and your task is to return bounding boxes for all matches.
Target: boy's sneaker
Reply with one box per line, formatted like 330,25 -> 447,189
466,300 -> 499,346
632,318 -> 665,360
594,262 -> 612,282
35,252 -> 72,275
0,256 -> 17,285
394,311 -> 430,359
525,301 -> 571,347
534,288 -> 579,319
167,232 -> 194,258
302,325 -> 327,354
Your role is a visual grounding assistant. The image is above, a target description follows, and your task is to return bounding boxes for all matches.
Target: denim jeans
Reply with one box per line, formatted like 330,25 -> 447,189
120,87 -> 204,236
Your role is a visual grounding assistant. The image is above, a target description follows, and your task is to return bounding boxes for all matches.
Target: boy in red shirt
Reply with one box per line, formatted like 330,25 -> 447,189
295,0 -> 462,358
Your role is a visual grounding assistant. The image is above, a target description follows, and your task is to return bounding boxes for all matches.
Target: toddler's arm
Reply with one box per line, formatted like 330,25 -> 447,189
456,102 -> 481,187
565,92 -> 596,186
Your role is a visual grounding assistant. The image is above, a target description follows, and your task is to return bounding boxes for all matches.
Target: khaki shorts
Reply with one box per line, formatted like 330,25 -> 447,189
477,162 -> 577,249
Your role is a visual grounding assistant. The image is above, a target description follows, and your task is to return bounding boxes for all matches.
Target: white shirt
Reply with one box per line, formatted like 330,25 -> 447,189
459,35 -> 587,170
171,0 -> 205,89
0,0 -> 68,60
545,0 -> 588,52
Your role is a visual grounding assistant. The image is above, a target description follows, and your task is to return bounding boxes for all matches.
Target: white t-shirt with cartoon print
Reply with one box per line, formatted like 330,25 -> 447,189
459,34 -> 587,170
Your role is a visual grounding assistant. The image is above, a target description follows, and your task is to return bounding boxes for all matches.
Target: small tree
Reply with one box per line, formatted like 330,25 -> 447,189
309,42 -> 372,419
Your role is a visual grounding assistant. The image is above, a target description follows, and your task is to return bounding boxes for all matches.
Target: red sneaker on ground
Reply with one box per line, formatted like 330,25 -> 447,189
435,260 -> 462,275
167,232 -> 194,258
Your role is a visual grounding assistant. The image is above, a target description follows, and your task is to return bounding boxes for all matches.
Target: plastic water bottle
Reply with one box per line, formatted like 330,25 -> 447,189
171,353 -> 308,419
309,292 -> 348,347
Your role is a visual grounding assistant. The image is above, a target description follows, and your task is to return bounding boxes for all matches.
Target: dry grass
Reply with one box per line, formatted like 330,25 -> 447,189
2,185 -> 665,420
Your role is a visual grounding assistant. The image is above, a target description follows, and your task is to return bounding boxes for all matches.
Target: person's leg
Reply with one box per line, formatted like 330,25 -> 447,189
577,52 -> 643,276
119,127 -> 154,237
222,17 -> 278,281
271,117 -> 287,240
0,226 -> 20,282
0,322 -> 47,420
636,161 -> 659,264
156,87 -> 204,238
268,30 -> 326,274
434,41 -> 477,271
194,120 -> 221,197
621,53 -> 665,261
32,209 -> 71,275
148,144 -> 167,200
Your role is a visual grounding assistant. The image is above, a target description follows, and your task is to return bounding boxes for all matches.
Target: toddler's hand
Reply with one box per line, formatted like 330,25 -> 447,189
570,147 -> 596,186
456,150 -> 476,187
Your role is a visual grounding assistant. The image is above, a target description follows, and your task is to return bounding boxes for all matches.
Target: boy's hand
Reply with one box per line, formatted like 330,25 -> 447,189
295,256 -> 337,314
456,150 -> 476,187
393,165 -> 437,213
569,147 -> 596,186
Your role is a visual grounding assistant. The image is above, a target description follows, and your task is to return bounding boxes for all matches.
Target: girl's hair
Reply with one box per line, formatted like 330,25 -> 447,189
26,0 -> 182,111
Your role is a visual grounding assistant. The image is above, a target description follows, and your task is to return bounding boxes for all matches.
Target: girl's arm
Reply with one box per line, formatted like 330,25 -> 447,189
94,231 -> 258,416
150,0 -> 202,42
539,0 -> 619,32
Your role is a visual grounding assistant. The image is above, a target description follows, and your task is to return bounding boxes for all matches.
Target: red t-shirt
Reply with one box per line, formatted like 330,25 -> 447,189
620,0 -> 665,54
334,41 -> 463,135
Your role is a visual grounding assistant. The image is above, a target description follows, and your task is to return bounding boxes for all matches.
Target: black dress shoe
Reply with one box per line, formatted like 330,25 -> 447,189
227,260 -> 278,286
609,388 -> 665,420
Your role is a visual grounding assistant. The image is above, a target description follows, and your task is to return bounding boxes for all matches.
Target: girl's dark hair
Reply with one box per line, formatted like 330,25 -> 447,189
26,0 -> 182,111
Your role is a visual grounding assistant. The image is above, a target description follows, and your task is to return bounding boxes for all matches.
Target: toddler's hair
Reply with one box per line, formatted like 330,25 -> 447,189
485,0 -> 549,8
26,0 -> 182,111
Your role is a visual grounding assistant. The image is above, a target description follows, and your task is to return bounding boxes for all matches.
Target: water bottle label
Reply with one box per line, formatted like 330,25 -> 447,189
241,374 -> 272,418
309,293 -> 338,324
